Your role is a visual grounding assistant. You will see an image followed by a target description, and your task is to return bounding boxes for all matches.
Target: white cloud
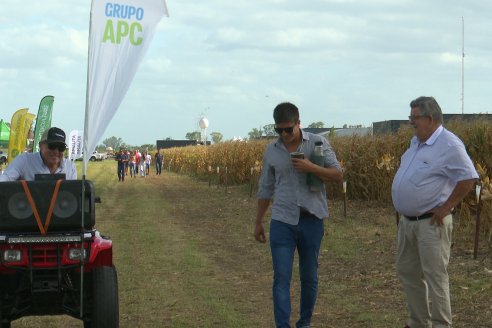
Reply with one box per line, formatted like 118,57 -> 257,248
439,52 -> 461,64
1,0 -> 492,145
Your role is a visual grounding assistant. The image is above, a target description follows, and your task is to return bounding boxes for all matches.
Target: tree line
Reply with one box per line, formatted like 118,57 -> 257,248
100,121 -> 327,149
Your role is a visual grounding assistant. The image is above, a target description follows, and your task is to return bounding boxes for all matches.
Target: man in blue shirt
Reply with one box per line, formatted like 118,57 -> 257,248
255,102 -> 343,328
392,97 -> 478,328
0,127 -> 76,181
115,148 -> 129,182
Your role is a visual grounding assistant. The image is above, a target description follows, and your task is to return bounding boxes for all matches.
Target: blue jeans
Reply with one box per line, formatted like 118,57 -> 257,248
117,163 -> 126,181
269,216 -> 324,328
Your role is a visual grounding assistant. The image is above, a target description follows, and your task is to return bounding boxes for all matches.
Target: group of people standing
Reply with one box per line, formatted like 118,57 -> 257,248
116,148 -> 164,182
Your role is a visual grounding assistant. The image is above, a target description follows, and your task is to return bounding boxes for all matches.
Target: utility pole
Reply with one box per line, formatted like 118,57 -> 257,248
461,16 -> 465,115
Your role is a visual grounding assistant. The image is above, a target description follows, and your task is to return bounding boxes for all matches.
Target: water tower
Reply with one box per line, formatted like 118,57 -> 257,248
199,116 -> 209,145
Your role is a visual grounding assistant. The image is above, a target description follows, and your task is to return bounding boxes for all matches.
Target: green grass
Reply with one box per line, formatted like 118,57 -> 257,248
324,219 -> 362,260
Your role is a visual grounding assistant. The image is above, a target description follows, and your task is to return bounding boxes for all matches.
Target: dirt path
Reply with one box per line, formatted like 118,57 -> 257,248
147,172 -> 491,328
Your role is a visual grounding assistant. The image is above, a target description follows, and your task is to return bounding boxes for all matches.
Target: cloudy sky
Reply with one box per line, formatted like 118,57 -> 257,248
1,0 -> 491,146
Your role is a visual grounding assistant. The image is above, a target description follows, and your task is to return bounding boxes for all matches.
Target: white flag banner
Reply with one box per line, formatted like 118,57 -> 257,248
83,0 -> 168,167
69,130 -> 83,160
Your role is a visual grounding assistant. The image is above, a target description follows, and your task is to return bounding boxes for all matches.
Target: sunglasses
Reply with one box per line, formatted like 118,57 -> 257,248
47,143 -> 66,152
274,125 -> 296,134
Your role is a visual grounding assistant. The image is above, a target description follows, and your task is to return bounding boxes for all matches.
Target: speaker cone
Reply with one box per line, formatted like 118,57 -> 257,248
8,193 -> 33,220
53,191 -> 78,219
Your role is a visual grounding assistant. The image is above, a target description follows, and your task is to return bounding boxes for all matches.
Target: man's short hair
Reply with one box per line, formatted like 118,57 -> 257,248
273,102 -> 299,124
410,96 -> 443,124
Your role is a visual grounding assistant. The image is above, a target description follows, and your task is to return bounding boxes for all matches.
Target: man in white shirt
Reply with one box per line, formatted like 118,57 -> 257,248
0,127 -> 77,181
392,97 -> 478,328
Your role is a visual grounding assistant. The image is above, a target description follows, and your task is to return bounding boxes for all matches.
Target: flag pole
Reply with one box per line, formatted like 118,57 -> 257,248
82,3 -> 93,178
461,16 -> 465,115
79,0 -> 95,319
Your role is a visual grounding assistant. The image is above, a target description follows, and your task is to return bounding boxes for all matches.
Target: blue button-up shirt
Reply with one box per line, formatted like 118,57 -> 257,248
392,126 -> 478,217
257,130 -> 341,225
0,152 -> 77,181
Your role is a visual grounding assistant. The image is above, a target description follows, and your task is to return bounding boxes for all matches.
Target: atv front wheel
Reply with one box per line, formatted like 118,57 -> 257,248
85,266 -> 119,328
0,298 -> 10,328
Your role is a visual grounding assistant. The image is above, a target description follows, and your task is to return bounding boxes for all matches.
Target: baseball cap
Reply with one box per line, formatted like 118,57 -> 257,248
40,127 -> 67,146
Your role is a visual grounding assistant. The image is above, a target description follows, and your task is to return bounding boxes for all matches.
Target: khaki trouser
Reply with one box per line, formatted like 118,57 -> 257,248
396,214 -> 453,328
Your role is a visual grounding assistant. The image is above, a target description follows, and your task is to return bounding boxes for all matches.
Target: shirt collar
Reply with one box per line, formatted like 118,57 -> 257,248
411,125 -> 444,147
424,125 -> 444,145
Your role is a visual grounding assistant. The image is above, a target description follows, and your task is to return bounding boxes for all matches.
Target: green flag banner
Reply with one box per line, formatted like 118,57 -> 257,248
33,95 -> 54,153
0,119 -> 10,148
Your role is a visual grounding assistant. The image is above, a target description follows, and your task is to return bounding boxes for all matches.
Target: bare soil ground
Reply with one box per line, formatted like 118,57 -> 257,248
13,163 -> 492,327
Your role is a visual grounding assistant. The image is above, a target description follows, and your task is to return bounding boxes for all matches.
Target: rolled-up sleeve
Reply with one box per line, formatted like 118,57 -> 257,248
257,151 -> 275,199
323,139 -> 341,171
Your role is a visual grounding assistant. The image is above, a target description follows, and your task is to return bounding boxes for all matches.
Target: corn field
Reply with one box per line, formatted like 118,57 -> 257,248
162,119 -> 492,241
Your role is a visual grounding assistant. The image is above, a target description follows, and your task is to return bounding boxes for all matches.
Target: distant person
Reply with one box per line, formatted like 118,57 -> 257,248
0,127 -> 77,181
115,148 -> 128,182
155,149 -> 163,175
134,149 -> 141,174
392,96 -> 478,328
129,151 -> 137,178
139,151 -> 146,177
254,102 -> 343,328
124,149 -> 130,176
145,151 -> 152,176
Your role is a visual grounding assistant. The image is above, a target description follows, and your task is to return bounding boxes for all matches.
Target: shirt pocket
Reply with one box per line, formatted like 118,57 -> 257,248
274,163 -> 293,180
408,161 -> 432,187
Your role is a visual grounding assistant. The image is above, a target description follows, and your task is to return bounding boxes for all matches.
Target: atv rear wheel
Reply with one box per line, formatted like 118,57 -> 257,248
85,266 -> 119,328
0,299 -> 10,328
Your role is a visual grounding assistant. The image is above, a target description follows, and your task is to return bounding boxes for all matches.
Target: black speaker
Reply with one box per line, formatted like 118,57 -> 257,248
0,180 -> 95,232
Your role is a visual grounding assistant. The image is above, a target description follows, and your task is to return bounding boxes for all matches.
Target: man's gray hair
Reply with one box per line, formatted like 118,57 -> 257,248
410,96 -> 443,124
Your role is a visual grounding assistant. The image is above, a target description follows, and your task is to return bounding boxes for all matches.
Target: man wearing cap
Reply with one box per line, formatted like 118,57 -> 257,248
0,127 -> 77,181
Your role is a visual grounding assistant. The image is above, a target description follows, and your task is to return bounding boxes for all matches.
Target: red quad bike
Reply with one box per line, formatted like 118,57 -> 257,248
0,178 -> 118,327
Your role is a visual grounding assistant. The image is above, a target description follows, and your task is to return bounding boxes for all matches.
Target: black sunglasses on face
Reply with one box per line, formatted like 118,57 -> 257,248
47,143 -> 66,152
274,125 -> 296,134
